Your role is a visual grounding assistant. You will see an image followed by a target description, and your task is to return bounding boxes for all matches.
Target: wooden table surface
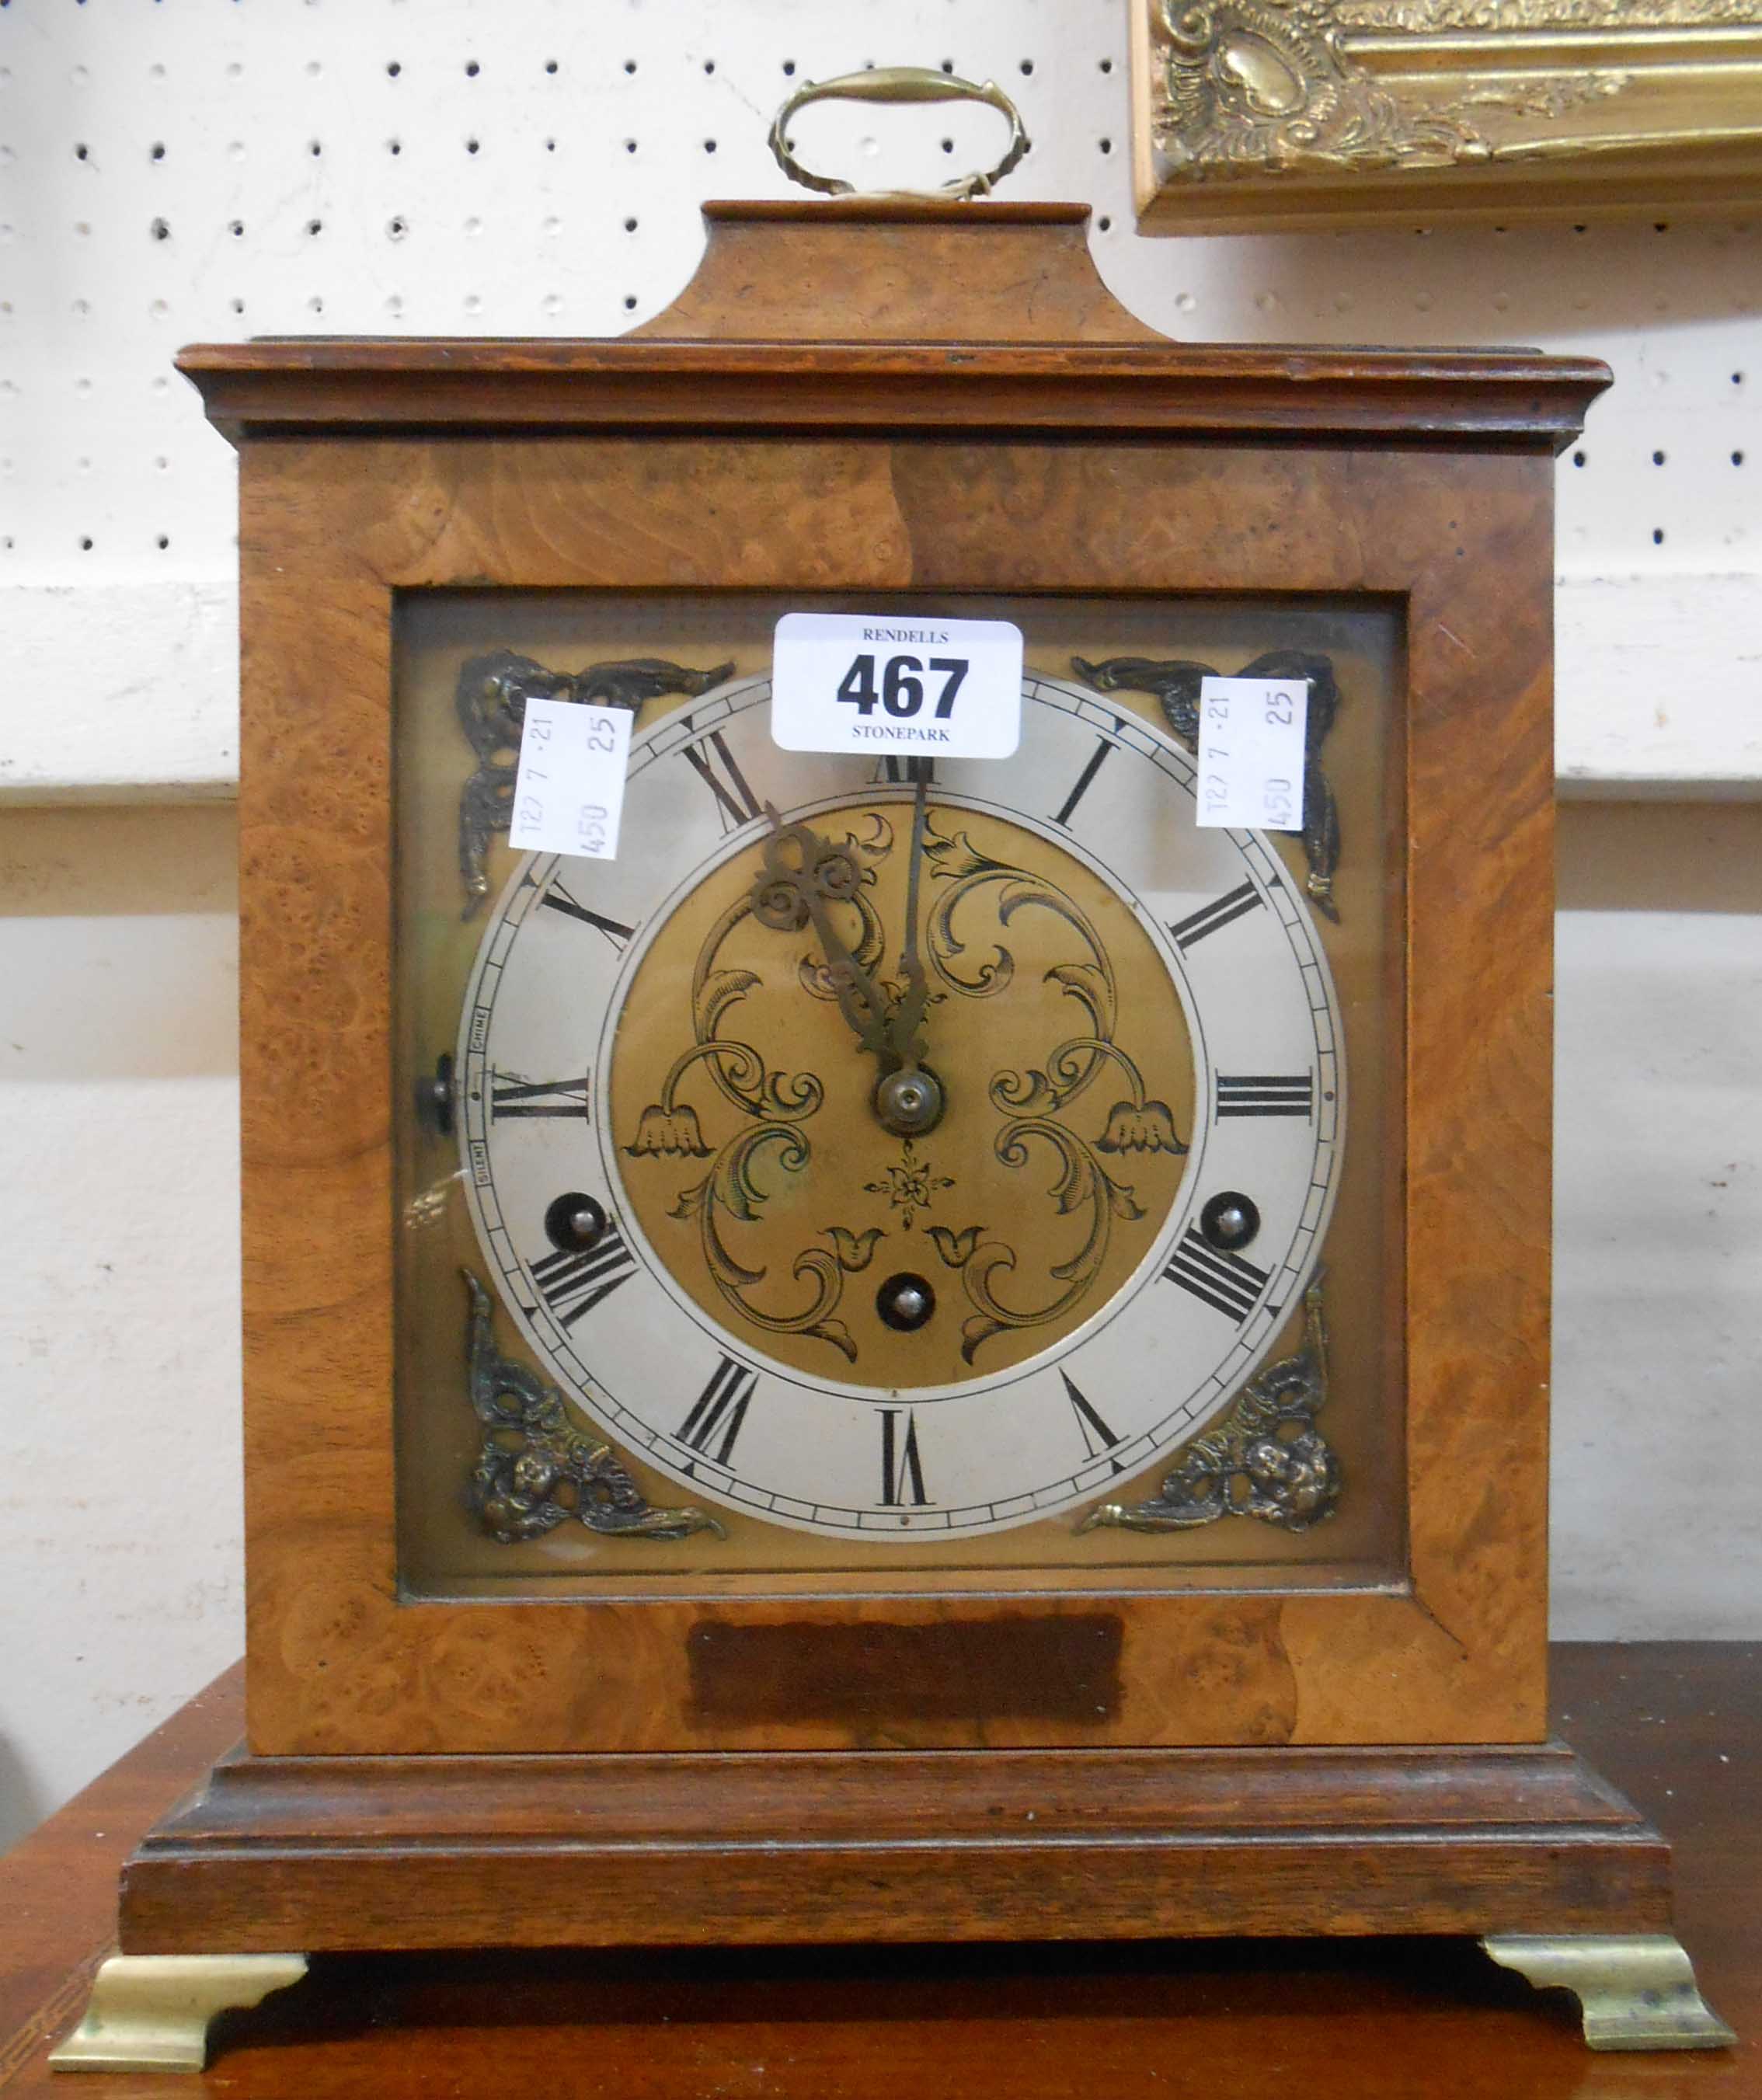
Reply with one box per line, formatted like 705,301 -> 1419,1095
1,1643 -> 1754,2098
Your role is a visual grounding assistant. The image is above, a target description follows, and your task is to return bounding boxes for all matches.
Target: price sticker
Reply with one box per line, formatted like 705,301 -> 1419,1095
1195,676 -> 1310,833
508,698 -> 632,861
771,612 -> 1023,759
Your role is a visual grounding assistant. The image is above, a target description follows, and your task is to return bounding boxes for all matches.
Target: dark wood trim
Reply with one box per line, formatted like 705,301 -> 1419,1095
117,1737 -> 1671,1955
176,341 -> 1611,450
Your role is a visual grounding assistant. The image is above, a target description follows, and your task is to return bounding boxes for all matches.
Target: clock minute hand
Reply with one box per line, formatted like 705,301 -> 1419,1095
754,808 -> 893,1063
886,774 -> 931,1072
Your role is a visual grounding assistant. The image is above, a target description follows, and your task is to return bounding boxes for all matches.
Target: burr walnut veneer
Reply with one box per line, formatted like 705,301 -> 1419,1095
111,203 -> 1667,1975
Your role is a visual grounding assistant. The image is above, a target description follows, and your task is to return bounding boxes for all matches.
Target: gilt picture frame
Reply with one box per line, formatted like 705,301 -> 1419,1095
1131,0 -> 1762,232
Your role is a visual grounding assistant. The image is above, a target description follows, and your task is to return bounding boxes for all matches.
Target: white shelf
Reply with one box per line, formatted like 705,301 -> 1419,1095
1555,572 -> 1762,798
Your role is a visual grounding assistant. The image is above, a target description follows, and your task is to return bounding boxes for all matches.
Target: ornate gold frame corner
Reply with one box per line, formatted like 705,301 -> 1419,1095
1130,0 -> 1762,232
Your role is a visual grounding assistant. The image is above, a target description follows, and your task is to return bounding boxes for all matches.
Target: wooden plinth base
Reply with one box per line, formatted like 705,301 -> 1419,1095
120,1736 -> 1673,1955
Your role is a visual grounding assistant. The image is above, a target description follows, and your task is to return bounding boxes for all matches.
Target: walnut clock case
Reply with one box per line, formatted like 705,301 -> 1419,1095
57,199 -> 1736,2067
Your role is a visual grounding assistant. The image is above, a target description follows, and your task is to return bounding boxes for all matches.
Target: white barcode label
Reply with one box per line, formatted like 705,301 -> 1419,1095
1195,677 -> 1309,832
508,698 -> 632,861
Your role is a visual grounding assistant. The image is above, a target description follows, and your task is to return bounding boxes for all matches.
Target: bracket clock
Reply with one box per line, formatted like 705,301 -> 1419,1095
54,71 -> 1734,2071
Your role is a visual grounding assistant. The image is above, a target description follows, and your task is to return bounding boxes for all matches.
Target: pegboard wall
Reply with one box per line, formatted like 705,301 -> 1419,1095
1,1 -> 1758,685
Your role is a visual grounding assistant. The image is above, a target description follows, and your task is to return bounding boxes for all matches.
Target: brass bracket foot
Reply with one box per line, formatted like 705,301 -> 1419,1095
48,1953 -> 309,2074
1482,1933 -> 1736,2052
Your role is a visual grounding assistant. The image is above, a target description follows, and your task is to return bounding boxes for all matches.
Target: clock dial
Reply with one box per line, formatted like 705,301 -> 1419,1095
458,674 -> 1343,1539
611,790 -> 1196,1388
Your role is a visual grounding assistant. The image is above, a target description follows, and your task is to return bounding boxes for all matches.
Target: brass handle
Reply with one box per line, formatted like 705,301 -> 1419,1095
768,66 -> 1030,203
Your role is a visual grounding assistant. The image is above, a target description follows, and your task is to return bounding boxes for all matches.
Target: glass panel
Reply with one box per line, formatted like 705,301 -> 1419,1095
392,590 -> 1404,1597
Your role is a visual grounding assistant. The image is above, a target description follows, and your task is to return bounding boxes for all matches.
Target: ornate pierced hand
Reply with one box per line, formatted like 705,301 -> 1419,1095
753,807 -> 894,1062
753,797 -> 943,1137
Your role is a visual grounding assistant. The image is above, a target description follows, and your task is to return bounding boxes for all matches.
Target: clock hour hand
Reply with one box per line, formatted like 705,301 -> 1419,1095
753,808 -> 894,1064
752,804 -> 945,1138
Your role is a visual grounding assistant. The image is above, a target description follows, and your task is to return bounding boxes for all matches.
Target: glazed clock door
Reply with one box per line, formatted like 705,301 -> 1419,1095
393,590 -> 1403,1593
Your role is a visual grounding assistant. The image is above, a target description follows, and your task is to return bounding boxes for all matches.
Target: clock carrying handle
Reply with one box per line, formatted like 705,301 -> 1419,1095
768,67 -> 1030,203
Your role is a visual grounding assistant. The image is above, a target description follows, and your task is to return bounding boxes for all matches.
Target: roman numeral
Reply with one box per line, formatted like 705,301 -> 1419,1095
1216,1072 -> 1314,1120
872,754 -> 937,785
1168,880 -> 1263,952
491,1072 -> 590,1121
530,1228 -> 638,1327
1053,737 -> 1113,827
677,1356 -> 757,1467
683,728 -> 763,830
879,1408 -> 928,1506
1062,1371 -> 1123,1466
539,883 -> 634,952
1162,1228 -> 1271,1323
